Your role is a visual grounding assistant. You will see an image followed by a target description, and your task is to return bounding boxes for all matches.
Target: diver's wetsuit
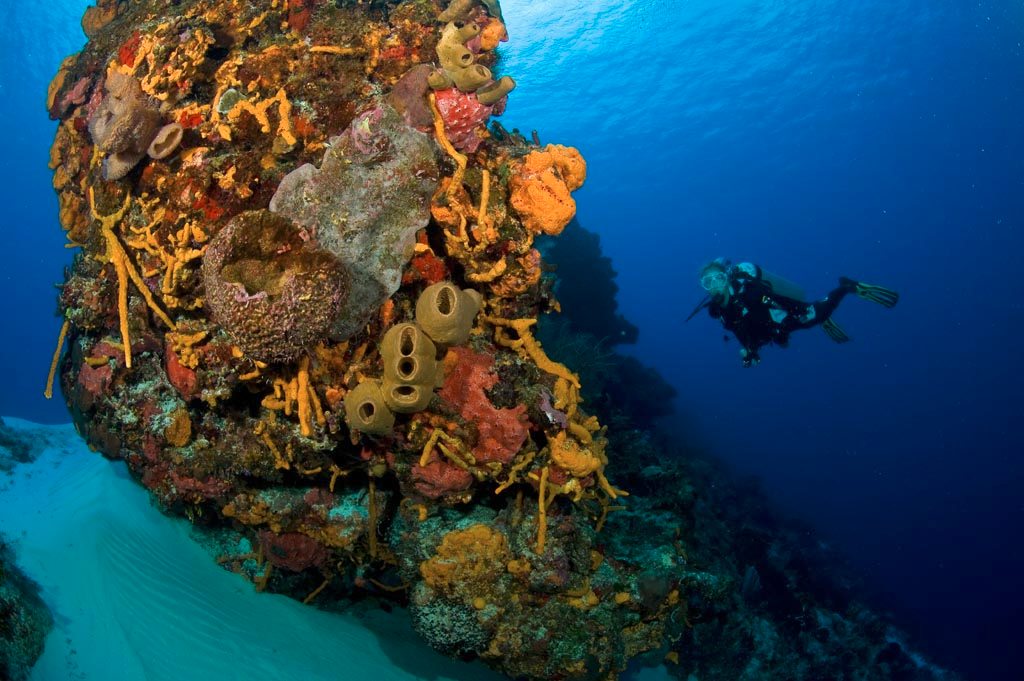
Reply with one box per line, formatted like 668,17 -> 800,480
708,264 -> 850,366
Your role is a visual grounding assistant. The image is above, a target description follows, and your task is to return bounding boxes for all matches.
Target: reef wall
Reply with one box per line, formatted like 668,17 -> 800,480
44,1 -> 726,678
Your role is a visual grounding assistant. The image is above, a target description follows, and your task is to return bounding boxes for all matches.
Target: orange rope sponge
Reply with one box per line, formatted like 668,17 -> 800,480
44,319 -> 70,399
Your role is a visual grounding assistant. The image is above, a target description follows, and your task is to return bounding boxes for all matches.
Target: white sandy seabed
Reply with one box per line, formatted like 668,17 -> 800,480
0,417 -> 516,681
0,417 -> 671,681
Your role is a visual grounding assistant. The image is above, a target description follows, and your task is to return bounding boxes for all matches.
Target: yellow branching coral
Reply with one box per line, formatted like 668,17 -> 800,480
418,426 -> 475,470
135,24 -> 214,104
167,330 -> 208,370
224,88 -> 297,149
127,205 -> 209,311
536,465 -> 549,553
254,417 -> 291,470
44,319 -> 70,399
428,92 -> 467,198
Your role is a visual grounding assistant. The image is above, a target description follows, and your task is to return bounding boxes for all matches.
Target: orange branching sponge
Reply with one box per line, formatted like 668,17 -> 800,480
89,188 -> 177,368
548,430 -> 603,479
482,315 -> 581,389
509,144 -> 587,237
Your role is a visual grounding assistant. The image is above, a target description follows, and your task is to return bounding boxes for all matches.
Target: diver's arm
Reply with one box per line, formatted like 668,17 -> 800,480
725,318 -> 760,366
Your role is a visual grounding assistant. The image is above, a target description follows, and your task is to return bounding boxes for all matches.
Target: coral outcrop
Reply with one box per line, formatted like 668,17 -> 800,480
0,540 -> 53,681
44,0 -> 725,678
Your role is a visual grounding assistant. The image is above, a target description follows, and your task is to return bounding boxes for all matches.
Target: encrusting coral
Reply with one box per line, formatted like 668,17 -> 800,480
43,0 -> 724,678
269,102 -> 439,340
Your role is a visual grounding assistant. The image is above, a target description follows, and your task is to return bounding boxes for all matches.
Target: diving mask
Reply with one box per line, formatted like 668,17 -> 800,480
701,271 -> 728,292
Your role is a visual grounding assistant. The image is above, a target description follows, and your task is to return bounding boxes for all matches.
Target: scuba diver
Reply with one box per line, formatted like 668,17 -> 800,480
686,258 -> 899,367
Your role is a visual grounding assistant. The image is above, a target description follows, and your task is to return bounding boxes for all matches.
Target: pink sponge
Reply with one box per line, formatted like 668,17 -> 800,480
433,86 -> 506,153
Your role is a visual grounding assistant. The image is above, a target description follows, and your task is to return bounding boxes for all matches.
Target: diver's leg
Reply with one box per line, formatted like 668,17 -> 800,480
784,286 -> 853,342
811,284 -> 850,322
785,286 -> 850,331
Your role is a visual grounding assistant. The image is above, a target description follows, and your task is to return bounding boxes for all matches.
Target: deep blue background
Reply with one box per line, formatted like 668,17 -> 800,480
1,2 -> 1021,680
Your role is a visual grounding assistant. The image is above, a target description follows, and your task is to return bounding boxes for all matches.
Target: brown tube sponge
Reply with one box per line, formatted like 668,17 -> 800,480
476,76 -> 516,106
344,380 -> 396,435
427,69 -> 454,91
415,282 -> 481,346
438,0 -> 476,23
451,64 -> 492,92
381,379 -> 434,413
380,322 -> 442,413
147,122 -> 183,160
437,22 -> 477,72
381,323 -> 441,386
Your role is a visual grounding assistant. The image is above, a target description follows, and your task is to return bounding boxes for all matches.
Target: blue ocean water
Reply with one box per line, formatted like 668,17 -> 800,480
1,1 -> 1020,680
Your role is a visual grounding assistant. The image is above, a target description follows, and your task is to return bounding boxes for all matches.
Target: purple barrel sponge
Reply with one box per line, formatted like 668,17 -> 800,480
203,210 -> 349,363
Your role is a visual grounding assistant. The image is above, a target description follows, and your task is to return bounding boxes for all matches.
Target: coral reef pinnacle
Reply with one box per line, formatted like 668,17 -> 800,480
42,1 -> 714,678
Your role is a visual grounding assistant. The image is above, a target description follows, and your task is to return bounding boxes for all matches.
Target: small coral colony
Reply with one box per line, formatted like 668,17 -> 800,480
44,1 -> 725,677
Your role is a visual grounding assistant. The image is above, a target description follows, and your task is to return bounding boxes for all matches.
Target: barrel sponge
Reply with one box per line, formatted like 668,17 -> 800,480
415,282 -> 482,346
344,380 -> 396,435
202,210 -> 350,363
381,323 -> 442,387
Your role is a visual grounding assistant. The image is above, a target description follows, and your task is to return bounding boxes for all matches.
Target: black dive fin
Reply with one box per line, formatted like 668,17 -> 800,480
856,282 -> 899,308
840,277 -> 899,308
822,318 -> 851,343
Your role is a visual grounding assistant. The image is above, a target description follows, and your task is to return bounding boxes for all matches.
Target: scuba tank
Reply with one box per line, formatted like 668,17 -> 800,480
757,267 -> 806,301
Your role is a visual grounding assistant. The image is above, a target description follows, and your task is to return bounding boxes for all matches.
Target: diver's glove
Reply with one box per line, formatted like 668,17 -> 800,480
740,348 -> 760,368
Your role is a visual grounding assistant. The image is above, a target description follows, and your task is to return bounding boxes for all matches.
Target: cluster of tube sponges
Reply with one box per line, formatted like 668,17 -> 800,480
429,5 -> 515,106
88,69 -> 183,180
345,282 -> 482,435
